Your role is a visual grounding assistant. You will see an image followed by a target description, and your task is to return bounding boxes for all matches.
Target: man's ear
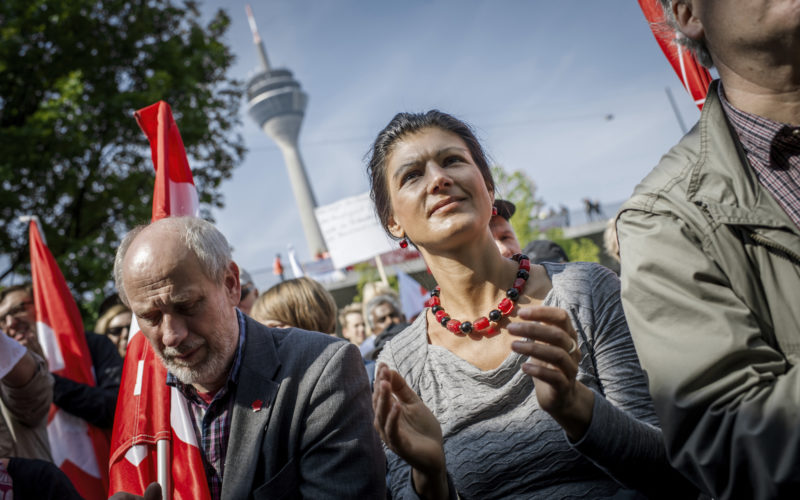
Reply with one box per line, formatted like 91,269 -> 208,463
386,214 -> 405,240
224,261 -> 241,306
674,0 -> 704,41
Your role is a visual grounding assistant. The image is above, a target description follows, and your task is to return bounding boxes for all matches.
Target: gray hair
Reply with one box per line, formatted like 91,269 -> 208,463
114,217 -> 232,306
364,293 -> 403,330
657,0 -> 713,68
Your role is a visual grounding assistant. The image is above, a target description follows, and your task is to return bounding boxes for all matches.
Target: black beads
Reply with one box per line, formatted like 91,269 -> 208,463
440,315 -> 451,327
488,309 -> 502,322
516,269 -> 529,280
431,305 -> 443,314
459,321 -> 473,334
431,288 -> 440,297
506,288 -> 520,301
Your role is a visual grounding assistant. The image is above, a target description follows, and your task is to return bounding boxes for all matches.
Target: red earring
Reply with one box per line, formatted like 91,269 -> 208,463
399,238 -> 409,249
492,206 -> 498,216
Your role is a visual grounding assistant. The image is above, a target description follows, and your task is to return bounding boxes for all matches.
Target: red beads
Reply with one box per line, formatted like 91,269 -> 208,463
399,239 -> 408,248
446,319 -> 462,334
498,297 -> 514,315
427,255 -> 529,336
473,317 -> 490,332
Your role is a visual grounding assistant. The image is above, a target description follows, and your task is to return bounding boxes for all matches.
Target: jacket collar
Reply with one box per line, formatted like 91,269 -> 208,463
685,81 -> 800,235
220,315 -> 282,500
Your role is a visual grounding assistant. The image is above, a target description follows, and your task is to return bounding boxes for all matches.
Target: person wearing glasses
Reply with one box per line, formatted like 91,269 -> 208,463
237,268 -> 259,316
0,284 -> 122,431
95,303 -> 133,358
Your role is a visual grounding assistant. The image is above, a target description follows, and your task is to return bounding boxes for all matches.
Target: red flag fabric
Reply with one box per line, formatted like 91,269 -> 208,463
108,101 -> 210,500
638,0 -> 712,109
29,220 -> 109,500
135,101 -> 200,221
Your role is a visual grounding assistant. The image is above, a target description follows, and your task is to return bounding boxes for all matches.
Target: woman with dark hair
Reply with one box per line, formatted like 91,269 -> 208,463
367,110 -> 696,499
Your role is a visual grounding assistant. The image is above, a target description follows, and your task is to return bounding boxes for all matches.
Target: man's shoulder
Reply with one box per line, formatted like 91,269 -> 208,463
243,316 -> 351,369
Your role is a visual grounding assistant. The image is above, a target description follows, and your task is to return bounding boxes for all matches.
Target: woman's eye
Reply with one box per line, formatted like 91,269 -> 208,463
443,155 -> 463,166
402,170 -> 420,183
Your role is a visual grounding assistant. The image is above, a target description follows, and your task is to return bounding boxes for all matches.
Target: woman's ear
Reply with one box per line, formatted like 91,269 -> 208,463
386,213 -> 405,239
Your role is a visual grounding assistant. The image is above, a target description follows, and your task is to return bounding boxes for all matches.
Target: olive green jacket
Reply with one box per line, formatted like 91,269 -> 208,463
617,81 -> 800,499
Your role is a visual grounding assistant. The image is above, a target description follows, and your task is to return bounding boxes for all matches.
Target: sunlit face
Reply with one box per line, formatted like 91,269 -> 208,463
489,215 -> 522,258
369,302 -> 402,335
679,0 -> 800,69
384,127 -> 493,250
0,290 -> 37,348
123,229 -> 240,393
107,311 -> 132,358
341,312 -> 366,345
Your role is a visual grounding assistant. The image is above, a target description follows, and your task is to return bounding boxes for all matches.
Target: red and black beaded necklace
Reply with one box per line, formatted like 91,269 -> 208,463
424,253 -> 531,336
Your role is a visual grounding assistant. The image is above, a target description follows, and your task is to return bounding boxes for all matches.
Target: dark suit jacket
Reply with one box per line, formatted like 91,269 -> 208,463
220,316 -> 385,499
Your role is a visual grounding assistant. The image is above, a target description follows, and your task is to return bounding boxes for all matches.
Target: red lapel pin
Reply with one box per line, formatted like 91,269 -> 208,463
251,399 -> 264,412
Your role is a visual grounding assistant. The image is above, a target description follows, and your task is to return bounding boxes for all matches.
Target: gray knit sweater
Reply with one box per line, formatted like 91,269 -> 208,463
378,262 -> 694,500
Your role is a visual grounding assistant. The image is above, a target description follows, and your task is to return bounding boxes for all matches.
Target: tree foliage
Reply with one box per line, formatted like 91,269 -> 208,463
491,165 -> 600,263
540,227 -> 600,263
0,0 -> 245,318
491,166 -> 543,245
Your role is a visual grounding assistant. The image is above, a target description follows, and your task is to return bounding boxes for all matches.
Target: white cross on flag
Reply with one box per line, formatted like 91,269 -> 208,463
28,219 -> 109,499
107,101 -> 210,500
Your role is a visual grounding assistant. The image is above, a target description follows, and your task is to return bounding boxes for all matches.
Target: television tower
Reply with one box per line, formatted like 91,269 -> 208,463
245,5 -> 327,257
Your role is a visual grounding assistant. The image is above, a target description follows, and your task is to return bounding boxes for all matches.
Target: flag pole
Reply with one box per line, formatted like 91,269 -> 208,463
374,255 -> 389,286
157,439 -> 171,500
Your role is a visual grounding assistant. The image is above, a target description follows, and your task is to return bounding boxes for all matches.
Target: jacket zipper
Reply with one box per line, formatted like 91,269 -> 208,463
748,232 -> 800,266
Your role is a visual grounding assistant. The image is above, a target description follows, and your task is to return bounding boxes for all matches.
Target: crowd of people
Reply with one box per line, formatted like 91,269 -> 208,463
1,1 -> 799,498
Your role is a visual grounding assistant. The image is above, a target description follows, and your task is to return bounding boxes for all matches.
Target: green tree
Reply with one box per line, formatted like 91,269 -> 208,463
491,165 -> 543,245
0,0 -> 245,319
491,165 -> 600,263
541,228 -> 600,263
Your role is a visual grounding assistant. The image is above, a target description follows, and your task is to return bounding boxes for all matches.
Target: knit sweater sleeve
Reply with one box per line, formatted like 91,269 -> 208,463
558,263 -> 697,499
377,324 -> 459,500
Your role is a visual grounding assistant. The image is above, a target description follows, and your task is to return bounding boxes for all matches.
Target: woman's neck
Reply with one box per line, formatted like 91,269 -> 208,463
421,231 -> 518,321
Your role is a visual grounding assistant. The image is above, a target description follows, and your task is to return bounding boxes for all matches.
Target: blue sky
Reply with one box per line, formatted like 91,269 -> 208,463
200,1 -> 702,290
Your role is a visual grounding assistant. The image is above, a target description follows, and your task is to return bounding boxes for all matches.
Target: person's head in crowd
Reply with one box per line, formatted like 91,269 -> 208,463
339,303 -> 367,345
657,0 -> 713,68
0,284 -> 41,357
95,303 -> 132,358
490,199 -> 522,258
114,216 -> 241,392
250,277 -> 337,334
603,218 -> 620,263
522,239 -> 569,264
365,294 -> 404,336
368,110 -> 495,240
238,267 -> 259,316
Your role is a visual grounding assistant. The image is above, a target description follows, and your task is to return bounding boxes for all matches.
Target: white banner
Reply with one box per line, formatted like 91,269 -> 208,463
315,192 -> 395,269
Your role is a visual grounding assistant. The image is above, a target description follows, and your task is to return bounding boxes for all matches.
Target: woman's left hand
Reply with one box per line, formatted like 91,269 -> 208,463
508,305 -> 595,441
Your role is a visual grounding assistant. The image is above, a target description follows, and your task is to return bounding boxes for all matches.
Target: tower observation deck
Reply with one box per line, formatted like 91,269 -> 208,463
244,5 -> 327,257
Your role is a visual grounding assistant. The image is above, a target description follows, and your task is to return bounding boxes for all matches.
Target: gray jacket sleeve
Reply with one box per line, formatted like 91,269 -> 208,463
298,341 -> 386,499
618,208 -> 800,499
562,263 -> 697,499
1,352 -> 53,426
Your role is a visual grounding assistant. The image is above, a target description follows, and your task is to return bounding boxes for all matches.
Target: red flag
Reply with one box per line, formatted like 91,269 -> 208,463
135,101 -> 200,221
29,219 -> 109,500
638,0 -> 712,109
108,101 -> 210,500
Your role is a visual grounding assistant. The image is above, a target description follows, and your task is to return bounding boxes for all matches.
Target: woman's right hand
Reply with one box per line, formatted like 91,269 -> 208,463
373,363 -> 449,498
